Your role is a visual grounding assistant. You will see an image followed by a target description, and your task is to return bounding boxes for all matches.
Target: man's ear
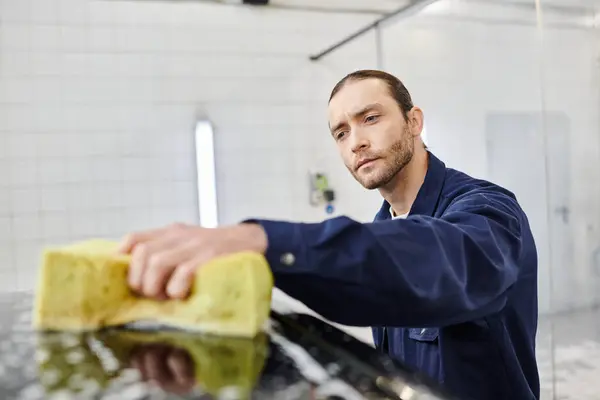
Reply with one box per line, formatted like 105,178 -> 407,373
408,107 -> 424,138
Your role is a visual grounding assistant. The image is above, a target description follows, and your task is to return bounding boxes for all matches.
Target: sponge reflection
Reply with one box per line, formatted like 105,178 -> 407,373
35,329 -> 269,398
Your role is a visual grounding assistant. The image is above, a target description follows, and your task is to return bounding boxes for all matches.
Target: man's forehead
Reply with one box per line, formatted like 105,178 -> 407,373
328,80 -> 390,121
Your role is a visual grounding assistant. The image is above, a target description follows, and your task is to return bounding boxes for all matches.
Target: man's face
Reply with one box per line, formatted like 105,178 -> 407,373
328,78 -> 416,190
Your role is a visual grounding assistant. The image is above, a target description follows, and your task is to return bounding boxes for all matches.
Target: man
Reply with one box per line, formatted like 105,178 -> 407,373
118,70 -> 539,400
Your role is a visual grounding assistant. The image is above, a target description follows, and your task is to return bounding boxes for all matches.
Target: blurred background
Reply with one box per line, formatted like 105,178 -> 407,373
0,0 -> 599,398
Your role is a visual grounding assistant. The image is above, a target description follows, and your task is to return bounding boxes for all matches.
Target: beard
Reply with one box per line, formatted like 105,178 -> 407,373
349,127 -> 415,190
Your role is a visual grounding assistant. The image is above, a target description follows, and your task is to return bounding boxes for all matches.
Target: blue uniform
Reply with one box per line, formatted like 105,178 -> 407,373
248,152 -> 539,400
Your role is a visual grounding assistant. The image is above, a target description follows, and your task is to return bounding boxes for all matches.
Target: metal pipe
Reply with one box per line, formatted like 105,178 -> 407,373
103,0 -> 387,16
309,0 -> 439,62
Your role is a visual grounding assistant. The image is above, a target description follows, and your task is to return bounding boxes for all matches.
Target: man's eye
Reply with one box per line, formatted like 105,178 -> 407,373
365,115 -> 379,123
336,132 -> 346,140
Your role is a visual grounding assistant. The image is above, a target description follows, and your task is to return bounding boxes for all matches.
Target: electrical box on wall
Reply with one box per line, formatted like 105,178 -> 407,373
309,171 -> 336,215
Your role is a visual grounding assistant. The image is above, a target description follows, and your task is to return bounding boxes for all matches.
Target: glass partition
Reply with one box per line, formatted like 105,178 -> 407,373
378,0 -> 600,397
539,1 -> 600,398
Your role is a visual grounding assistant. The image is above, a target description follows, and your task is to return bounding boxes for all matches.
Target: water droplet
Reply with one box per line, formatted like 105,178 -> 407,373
217,386 -> 244,400
40,369 -> 61,386
66,350 -> 85,364
326,363 -> 341,375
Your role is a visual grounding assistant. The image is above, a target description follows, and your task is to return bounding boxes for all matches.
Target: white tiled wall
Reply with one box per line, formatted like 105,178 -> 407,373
1,0 -> 599,320
0,0 -> 380,292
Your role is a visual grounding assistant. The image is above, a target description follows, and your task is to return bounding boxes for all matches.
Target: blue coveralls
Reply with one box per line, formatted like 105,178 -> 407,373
249,152 -> 540,400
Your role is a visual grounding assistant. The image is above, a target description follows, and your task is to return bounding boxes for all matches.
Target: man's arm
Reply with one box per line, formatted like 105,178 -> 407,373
248,190 -> 524,328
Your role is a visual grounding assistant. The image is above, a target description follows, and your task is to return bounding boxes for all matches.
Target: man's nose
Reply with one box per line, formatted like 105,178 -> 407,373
351,133 -> 370,153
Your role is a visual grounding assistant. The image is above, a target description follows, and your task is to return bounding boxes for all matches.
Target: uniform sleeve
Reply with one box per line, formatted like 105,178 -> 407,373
246,190 -> 524,328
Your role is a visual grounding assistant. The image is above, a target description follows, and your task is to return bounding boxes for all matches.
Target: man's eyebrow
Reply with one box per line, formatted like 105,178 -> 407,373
352,103 -> 383,117
330,121 -> 345,134
330,103 -> 383,134
348,103 -> 384,123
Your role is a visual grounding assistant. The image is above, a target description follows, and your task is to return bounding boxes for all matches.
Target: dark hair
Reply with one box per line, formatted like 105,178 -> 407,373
329,70 -> 414,121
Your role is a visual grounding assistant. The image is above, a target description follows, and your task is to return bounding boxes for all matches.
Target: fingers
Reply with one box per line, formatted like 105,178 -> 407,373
128,243 -> 151,293
125,224 -> 193,299
166,258 -> 200,299
128,232 -> 181,294
141,242 -> 198,299
120,223 -> 217,301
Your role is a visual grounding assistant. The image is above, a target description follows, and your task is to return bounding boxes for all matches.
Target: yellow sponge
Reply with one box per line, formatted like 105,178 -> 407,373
33,239 -> 274,338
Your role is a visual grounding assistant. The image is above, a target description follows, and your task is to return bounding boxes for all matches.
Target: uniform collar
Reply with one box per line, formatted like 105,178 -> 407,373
374,151 -> 447,221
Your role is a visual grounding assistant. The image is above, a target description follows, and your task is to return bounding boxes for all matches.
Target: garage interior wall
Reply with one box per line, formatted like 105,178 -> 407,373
1,0 -> 599,319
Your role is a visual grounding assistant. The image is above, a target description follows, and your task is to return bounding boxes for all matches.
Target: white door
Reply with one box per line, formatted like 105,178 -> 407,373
485,112 -> 573,315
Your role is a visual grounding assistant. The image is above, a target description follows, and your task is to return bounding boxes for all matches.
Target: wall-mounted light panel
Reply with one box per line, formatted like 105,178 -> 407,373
195,120 -> 218,228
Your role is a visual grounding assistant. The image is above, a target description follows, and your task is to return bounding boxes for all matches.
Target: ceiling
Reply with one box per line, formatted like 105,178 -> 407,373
118,0 -> 600,17
263,0 -> 600,13
499,0 -> 600,5
484,0 -> 600,11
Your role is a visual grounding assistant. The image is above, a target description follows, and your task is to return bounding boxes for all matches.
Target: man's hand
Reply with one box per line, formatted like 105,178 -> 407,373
117,223 -> 268,300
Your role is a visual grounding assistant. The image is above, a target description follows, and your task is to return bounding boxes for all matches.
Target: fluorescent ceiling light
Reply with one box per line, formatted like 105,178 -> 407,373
421,0 -> 450,14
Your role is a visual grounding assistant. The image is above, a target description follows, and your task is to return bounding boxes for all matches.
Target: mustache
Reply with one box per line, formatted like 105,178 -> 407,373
354,152 -> 382,163
354,153 -> 382,169
355,152 -> 380,160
